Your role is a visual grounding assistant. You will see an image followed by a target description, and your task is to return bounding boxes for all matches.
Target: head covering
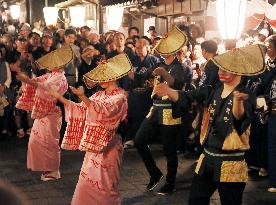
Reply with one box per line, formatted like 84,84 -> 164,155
20,24 -> 31,31
154,26 -> 188,55
147,26 -> 156,32
35,45 -> 73,70
83,53 -> 132,83
42,31 -> 53,38
211,44 -> 266,76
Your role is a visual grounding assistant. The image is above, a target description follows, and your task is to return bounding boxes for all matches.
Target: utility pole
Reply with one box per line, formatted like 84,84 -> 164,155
45,0 -> 48,7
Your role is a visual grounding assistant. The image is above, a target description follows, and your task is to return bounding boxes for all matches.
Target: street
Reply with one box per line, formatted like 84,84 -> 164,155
1,137 -> 276,205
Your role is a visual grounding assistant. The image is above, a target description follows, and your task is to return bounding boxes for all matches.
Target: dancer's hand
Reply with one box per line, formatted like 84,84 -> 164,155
16,72 -> 30,82
153,67 -> 167,77
70,86 -> 85,96
233,91 -> 248,102
153,83 -> 170,97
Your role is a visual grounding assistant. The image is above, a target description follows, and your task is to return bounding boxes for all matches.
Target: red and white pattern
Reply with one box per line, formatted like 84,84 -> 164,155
16,70 -> 68,172
62,87 -> 127,153
63,87 -> 127,205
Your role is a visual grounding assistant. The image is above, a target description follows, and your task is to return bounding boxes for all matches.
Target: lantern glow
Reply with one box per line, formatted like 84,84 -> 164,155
10,4 -> 20,20
43,7 -> 59,26
216,0 -> 247,39
69,6 -> 86,27
106,6 -> 124,31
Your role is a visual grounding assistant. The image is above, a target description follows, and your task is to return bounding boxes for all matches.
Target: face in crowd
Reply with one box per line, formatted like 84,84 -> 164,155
114,33 -> 126,48
135,39 -> 149,58
42,33 -> 54,48
266,40 -> 276,60
65,34 -> 76,45
16,36 -> 28,51
29,34 -> 40,48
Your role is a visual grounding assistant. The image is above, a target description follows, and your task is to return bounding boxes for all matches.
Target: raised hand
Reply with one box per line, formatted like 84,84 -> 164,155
233,91 -> 249,102
16,72 -> 30,82
153,67 -> 167,77
153,83 -> 170,97
70,86 -> 85,96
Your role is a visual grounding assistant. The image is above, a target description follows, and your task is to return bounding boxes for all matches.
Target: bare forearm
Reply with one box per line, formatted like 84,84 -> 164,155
57,95 -> 70,106
233,100 -> 245,120
18,73 -> 38,88
78,95 -> 91,107
167,88 -> 180,102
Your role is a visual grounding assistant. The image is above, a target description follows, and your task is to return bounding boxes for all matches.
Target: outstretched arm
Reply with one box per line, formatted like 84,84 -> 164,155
16,72 -> 38,88
69,86 -> 91,107
48,89 -> 70,106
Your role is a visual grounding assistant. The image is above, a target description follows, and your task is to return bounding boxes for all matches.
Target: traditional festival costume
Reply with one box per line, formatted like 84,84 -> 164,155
61,54 -> 130,205
16,46 -> 71,180
171,44 -> 266,205
135,26 -> 188,194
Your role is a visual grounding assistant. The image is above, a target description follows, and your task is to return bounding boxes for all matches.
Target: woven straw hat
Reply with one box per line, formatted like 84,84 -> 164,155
83,53 -> 132,83
211,44 -> 266,76
154,26 -> 188,55
35,45 -> 73,70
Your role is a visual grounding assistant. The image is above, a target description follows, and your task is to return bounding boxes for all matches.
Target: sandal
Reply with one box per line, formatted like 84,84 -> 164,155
41,170 -> 61,181
17,129 -> 25,138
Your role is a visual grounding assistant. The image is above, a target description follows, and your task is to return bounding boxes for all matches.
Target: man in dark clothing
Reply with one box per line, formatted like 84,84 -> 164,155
134,26 -> 188,195
199,40 -> 220,87
123,39 -> 160,148
154,44 -> 265,205
106,32 -> 136,91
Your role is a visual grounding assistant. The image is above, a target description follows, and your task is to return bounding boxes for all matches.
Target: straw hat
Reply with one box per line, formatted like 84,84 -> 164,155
83,53 -> 132,83
35,45 -> 73,70
211,44 -> 266,76
154,26 -> 188,55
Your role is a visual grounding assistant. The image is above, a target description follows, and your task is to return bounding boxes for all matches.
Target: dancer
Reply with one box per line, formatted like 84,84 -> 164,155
154,44 -> 265,205
49,53 -> 130,205
12,46 -> 71,181
134,26 -> 188,195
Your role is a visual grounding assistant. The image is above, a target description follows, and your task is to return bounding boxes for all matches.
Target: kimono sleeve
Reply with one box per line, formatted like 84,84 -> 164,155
16,83 -> 36,111
62,101 -> 87,150
87,91 -> 128,129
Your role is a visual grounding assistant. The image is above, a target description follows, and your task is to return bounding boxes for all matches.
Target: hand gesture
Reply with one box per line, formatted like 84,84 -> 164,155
128,71 -> 135,80
153,67 -> 167,77
70,86 -> 85,96
233,91 -> 249,102
153,83 -> 170,97
16,72 -> 30,82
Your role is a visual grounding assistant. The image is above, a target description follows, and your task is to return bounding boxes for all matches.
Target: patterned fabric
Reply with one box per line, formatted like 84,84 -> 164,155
16,71 -> 68,119
15,71 -> 68,172
62,87 -> 128,153
16,83 -> 36,111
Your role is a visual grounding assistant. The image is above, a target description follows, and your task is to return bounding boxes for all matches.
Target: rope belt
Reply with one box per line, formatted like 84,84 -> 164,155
153,103 -> 172,107
204,148 -> 245,157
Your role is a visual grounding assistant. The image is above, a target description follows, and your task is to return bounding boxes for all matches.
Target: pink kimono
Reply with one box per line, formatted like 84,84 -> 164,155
16,70 -> 68,172
62,87 -> 127,205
